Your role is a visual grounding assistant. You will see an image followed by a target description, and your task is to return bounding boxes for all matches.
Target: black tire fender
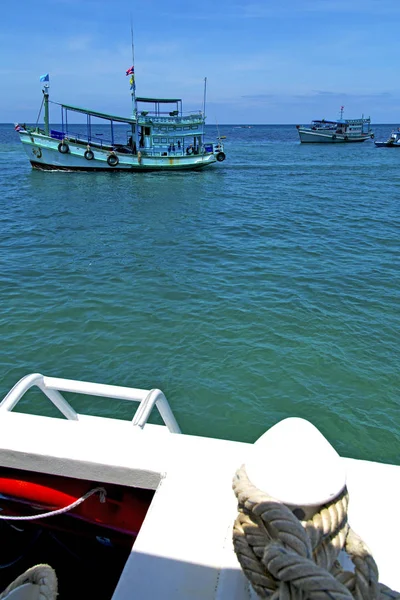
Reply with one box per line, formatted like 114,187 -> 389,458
58,141 -> 69,154
107,153 -> 119,167
84,149 -> 94,160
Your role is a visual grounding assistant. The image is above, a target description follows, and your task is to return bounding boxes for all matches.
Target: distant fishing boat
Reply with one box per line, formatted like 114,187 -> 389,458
374,129 -> 400,147
296,106 -> 374,143
15,71 -> 226,172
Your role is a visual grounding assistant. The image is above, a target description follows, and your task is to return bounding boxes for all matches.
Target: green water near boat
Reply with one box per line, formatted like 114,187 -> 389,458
0,123 -> 399,464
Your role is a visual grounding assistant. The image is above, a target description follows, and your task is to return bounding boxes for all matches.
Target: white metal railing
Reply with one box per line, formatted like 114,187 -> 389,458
0,373 -> 181,433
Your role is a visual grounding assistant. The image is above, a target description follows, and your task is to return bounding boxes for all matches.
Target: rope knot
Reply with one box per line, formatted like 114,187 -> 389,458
232,465 -> 398,600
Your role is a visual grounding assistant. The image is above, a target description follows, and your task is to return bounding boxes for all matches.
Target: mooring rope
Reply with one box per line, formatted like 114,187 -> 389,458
232,465 -> 399,600
0,486 -> 106,521
0,486 -> 108,598
0,564 -> 57,600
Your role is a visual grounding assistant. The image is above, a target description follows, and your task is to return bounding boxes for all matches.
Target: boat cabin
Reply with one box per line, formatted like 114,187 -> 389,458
310,118 -> 371,136
135,97 -> 208,156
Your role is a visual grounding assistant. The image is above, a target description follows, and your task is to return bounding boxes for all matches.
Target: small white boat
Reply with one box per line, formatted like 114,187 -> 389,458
296,107 -> 374,143
0,373 -> 398,599
15,73 -> 226,172
374,129 -> 400,147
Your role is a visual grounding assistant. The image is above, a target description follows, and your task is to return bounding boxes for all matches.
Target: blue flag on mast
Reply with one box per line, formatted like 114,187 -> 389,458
39,73 -> 49,82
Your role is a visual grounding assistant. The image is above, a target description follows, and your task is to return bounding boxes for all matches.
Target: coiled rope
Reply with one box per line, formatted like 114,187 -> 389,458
232,465 -> 399,600
0,488 -> 106,598
0,564 -> 57,600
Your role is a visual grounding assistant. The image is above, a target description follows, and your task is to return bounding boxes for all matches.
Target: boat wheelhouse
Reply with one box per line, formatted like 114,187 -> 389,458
15,77 -> 226,171
296,107 -> 374,143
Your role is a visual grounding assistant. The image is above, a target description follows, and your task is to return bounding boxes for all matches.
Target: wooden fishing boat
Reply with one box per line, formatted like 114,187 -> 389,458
296,107 -> 374,143
15,72 -> 226,172
0,373 -> 398,599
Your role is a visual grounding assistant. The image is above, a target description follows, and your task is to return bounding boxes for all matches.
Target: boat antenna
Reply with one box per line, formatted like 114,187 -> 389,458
203,77 -> 207,117
215,117 -> 222,141
340,105 -> 344,119
202,77 -> 207,144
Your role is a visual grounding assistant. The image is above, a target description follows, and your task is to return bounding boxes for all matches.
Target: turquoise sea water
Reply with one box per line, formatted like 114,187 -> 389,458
0,123 -> 399,464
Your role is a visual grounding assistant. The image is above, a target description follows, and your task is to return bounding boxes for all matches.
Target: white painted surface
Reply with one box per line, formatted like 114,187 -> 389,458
245,417 -> 346,506
343,457 -> 400,593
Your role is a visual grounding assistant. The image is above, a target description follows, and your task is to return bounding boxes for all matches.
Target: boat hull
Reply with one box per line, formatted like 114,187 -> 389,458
19,132 -> 219,172
298,129 -> 372,143
374,141 -> 400,148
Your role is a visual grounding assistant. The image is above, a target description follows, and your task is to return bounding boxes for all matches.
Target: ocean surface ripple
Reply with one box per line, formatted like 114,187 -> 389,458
0,123 -> 399,464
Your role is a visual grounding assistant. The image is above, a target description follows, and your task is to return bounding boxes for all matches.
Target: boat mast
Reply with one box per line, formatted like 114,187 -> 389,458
130,20 -> 136,117
43,82 -> 50,136
340,105 -> 344,120
130,18 -> 139,152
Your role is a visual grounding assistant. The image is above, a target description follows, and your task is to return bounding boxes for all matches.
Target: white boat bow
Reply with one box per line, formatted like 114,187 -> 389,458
0,374 -> 398,599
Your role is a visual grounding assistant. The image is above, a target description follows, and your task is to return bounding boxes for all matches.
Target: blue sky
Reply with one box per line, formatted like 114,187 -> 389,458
1,0 -> 400,124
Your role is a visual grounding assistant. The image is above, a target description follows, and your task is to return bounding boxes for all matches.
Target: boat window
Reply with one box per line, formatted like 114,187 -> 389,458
183,126 -> 191,130
161,138 -> 168,143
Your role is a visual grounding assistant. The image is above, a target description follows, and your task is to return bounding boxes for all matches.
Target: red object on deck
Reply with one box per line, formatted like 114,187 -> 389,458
0,468 -> 152,536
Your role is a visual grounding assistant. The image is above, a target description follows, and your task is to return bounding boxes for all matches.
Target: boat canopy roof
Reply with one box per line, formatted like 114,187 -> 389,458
53,98 -> 184,122
312,119 -> 338,125
55,102 -> 136,124
312,117 -> 370,125
136,97 -> 181,104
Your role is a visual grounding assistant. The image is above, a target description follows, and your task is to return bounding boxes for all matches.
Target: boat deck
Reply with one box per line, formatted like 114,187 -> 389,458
0,375 -> 398,599
0,408 -> 398,599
